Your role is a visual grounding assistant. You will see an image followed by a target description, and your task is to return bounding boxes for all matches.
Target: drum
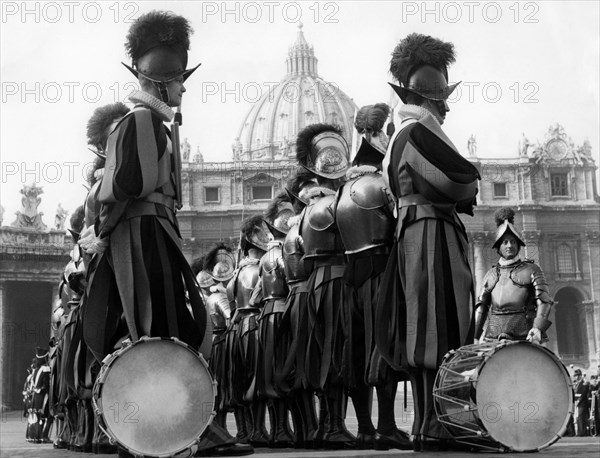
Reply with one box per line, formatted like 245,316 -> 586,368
93,337 -> 216,458
433,341 -> 573,452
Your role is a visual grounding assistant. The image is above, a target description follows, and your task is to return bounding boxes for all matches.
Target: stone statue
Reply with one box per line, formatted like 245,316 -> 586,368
519,133 -> 531,157
11,183 -> 47,230
467,134 -> 477,157
55,203 -> 68,230
193,146 -> 204,164
182,137 -> 191,162
232,137 -> 243,161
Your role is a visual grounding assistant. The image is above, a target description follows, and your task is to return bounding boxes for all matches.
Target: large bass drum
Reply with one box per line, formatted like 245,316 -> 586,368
433,341 -> 573,452
93,337 -> 216,457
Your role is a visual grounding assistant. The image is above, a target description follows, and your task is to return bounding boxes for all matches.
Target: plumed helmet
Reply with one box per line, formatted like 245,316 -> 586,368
240,215 -> 272,253
353,104 -> 390,166
492,207 -> 525,249
204,243 -> 236,283
264,191 -> 295,237
123,10 -> 200,83
35,347 -> 49,359
284,167 -> 317,212
86,103 -> 131,154
389,33 -> 460,103
296,123 -> 349,179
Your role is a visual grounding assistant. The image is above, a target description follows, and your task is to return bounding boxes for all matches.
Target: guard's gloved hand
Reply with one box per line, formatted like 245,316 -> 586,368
78,225 -> 108,255
526,327 -> 542,344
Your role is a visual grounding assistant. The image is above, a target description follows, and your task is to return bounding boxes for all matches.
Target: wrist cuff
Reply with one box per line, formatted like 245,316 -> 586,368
533,317 -> 552,332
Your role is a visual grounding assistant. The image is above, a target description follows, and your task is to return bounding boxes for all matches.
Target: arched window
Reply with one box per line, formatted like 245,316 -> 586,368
556,244 -> 573,273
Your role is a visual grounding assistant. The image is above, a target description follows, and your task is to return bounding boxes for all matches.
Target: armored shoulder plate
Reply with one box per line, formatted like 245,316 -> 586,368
260,244 -> 288,299
482,265 -> 500,292
308,194 -> 336,231
206,291 -> 231,331
301,196 -> 344,259
283,224 -> 310,281
336,175 -> 395,254
510,260 -> 539,287
235,263 -> 260,309
349,174 -> 392,210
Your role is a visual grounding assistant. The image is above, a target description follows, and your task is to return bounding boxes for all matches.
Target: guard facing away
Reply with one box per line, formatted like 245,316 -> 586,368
336,104 -> 412,451
474,207 -> 554,343
297,123 -> 355,449
275,170 -> 319,448
375,33 -> 480,452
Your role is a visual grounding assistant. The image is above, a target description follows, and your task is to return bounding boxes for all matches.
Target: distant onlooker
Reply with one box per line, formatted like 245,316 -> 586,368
574,369 -> 591,436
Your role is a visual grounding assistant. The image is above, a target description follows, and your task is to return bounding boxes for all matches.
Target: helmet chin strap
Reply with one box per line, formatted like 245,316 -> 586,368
153,81 -> 170,104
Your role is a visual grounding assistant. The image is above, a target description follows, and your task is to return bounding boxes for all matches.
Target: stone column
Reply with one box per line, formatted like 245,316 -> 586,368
586,231 -> 600,365
471,232 -> 489,294
0,280 -> 10,411
581,301 -> 597,368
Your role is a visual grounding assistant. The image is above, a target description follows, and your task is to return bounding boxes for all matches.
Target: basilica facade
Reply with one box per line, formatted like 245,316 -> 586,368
1,26 -> 598,410
177,26 -> 600,370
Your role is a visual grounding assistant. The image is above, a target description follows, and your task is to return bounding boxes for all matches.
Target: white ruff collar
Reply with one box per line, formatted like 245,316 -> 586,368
398,104 -> 439,126
347,165 -> 379,180
288,214 -> 301,227
305,186 -> 336,200
499,256 -> 522,266
128,90 -> 174,122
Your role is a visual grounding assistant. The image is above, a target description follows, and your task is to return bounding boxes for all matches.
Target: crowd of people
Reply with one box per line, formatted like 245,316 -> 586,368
21,8 -> 591,457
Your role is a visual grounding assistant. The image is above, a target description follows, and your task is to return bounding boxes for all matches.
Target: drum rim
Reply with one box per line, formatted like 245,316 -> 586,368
93,336 -> 216,457
433,341 -> 574,452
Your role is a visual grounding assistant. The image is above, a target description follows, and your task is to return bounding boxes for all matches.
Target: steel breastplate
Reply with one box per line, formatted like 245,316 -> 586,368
283,224 -> 309,282
336,175 -> 395,254
301,195 -> 344,259
490,265 -> 533,314
260,245 -> 289,299
235,263 -> 260,310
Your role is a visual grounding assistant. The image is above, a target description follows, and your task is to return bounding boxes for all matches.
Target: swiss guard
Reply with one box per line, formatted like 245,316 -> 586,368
474,207 -> 554,343
375,33 -> 480,452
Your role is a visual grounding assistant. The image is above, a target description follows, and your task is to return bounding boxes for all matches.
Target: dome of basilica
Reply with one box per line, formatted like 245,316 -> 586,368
233,24 -> 357,161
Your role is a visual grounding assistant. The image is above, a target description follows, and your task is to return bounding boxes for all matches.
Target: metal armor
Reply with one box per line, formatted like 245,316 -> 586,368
336,173 -> 396,254
206,291 -> 231,333
233,259 -> 261,310
282,223 -> 311,282
259,242 -> 288,300
476,259 -> 553,339
300,194 -> 344,260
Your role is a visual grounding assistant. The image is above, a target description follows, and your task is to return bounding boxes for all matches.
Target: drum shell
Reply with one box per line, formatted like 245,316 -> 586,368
434,341 -> 573,452
93,337 -> 216,458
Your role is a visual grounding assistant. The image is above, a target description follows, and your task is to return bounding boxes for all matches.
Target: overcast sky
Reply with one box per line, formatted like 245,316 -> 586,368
1,1 -> 599,225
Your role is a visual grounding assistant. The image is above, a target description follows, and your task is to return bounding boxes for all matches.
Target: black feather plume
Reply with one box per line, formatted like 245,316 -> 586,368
390,33 -> 456,84
296,123 -> 343,167
204,243 -> 232,271
86,102 -> 130,147
264,191 -> 291,224
69,206 -> 85,236
355,104 -> 391,134
125,10 -> 193,61
190,256 -> 206,276
494,207 -> 515,227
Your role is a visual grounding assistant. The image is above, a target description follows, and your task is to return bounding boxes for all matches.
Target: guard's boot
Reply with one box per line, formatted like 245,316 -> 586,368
349,384 -> 375,449
310,392 -> 328,448
270,399 -> 294,448
322,387 -> 356,449
249,400 -> 270,447
233,407 -> 250,444
296,390 -> 319,448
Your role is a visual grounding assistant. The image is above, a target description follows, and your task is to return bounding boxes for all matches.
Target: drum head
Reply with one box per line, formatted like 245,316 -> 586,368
98,339 -> 214,457
476,343 -> 572,452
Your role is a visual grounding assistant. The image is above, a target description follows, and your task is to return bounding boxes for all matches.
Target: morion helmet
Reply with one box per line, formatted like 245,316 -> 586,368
264,191 -> 295,237
389,33 -> 460,103
123,11 -> 200,100
296,123 -> 349,180
492,207 -> 525,249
